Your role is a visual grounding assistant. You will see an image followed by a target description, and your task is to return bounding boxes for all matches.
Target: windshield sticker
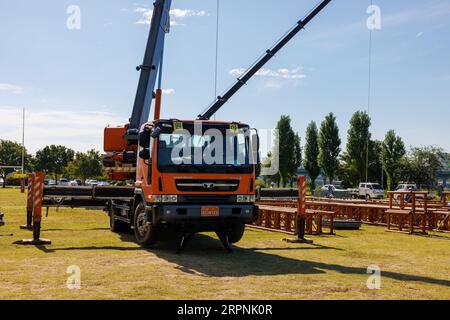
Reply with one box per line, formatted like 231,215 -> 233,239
173,122 -> 183,131
229,124 -> 239,134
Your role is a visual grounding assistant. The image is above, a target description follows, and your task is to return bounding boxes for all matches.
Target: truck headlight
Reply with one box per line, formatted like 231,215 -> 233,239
237,195 -> 255,203
148,195 -> 162,203
161,195 -> 178,203
148,195 -> 177,203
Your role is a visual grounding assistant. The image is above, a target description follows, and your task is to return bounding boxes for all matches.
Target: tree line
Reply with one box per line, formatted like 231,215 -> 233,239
263,111 -> 447,190
0,140 -> 103,188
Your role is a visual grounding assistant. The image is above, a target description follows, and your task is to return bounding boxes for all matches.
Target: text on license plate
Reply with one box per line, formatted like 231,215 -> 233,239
201,206 -> 220,217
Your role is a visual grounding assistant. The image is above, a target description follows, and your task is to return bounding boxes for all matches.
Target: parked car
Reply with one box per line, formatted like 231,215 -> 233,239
58,178 -> 70,186
96,181 -> 111,186
321,185 -> 346,192
394,183 -> 433,200
350,183 -> 385,200
69,180 -> 79,186
47,179 -> 56,186
85,179 -> 99,186
318,185 -> 349,198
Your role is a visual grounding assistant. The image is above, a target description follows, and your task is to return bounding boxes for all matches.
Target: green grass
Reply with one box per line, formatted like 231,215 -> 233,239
1,187 -> 449,300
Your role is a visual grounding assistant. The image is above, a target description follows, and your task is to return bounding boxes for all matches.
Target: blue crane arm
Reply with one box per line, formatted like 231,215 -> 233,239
197,0 -> 332,120
127,0 -> 172,140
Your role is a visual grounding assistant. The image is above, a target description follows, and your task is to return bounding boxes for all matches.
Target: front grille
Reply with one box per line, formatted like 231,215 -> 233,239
178,195 -> 237,203
176,179 -> 239,192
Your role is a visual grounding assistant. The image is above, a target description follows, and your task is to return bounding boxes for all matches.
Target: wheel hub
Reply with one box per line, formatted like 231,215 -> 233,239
136,211 -> 149,236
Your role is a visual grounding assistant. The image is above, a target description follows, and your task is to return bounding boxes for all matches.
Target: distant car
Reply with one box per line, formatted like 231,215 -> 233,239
86,180 -> 99,186
48,180 -> 56,186
69,180 -> 79,186
394,183 -> 433,200
0,177 -> 4,184
319,185 -> 348,198
58,178 -> 70,186
350,183 -> 385,200
321,185 -> 346,192
96,181 -> 110,186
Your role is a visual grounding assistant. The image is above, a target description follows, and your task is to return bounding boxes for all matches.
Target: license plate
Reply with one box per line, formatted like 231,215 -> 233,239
201,206 -> 219,217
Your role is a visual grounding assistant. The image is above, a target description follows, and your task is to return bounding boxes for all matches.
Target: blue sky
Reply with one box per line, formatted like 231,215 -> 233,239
1,0 -> 449,154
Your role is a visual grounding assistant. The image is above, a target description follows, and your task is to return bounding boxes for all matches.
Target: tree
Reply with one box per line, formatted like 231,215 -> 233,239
65,150 -> 103,183
368,140 -> 383,184
400,146 -> 445,189
318,113 -> 341,184
346,111 -> 371,182
380,130 -> 405,190
273,116 -> 299,187
0,140 -> 25,188
35,145 -> 74,183
291,133 -> 302,186
337,152 -> 359,188
261,152 -> 280,187
304,121 -> 321,191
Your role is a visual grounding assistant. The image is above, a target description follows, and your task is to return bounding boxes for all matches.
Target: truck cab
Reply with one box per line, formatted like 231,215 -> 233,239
109,119 -> 259,247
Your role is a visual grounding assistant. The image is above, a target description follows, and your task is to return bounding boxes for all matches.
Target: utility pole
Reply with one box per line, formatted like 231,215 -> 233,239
21,108 -> 25,173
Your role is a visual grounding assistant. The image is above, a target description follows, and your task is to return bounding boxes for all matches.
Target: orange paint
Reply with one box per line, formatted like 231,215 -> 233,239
32,172 -> 45,223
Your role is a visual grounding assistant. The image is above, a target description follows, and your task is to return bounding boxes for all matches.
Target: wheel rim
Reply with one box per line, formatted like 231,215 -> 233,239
136,209 -> 149,237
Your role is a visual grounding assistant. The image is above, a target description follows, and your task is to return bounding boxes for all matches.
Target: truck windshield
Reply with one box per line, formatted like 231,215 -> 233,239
157,127 -> 253,174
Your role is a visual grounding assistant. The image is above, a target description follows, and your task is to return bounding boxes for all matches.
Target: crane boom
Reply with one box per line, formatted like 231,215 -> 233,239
197,0 -> 332,120
127,0 -> 172,140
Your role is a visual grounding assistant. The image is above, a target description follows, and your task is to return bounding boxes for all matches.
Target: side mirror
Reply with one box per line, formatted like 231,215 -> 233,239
139,127 -> 151,148
139,149 -> 150,160
151,127 -> 162,139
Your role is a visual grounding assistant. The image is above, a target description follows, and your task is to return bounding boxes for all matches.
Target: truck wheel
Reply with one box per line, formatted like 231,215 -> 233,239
227,223 -> 246,244
133,202 -> 159,246
110,208 -> 130,233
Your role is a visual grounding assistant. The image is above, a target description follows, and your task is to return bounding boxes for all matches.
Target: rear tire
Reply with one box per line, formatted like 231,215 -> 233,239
133,202 -> 159,246
227,223 -> 246,244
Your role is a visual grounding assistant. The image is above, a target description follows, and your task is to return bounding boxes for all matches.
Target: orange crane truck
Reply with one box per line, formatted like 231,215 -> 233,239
41,0 -> 332,252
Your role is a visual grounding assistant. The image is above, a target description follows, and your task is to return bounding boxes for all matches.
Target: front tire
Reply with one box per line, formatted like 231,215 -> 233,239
227,223 -> 246,244
133,202 -> 159,246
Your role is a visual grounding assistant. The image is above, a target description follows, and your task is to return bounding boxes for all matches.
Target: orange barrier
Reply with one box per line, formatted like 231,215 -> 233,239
20,173 -> 35,230
15,172 -> 51,245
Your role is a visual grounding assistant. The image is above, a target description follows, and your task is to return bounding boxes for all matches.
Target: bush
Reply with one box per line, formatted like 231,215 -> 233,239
255,179 -> 266,188
6,173 -> 28,186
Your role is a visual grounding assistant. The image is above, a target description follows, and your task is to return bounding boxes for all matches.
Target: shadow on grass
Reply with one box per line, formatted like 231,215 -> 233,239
41,228 -> 110,232
416,233 -> 450,241
33,232 -> 450,287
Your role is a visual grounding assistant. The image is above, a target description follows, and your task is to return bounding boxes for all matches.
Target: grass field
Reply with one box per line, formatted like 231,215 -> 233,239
0,187 -> 449,300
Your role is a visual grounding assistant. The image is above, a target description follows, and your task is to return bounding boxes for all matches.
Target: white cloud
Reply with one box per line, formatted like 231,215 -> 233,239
229,67 -> 306,80
0,107 -> 125,154
264,80 -> 283,89
0,83 -> 25,94
162,88 -> 175,95
135,8 -> 207,26
383,2 -> 450,26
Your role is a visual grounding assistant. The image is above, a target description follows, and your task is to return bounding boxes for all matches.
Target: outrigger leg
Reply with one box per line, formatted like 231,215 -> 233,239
216,225 -> 232,253
176,224 -> 196,254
